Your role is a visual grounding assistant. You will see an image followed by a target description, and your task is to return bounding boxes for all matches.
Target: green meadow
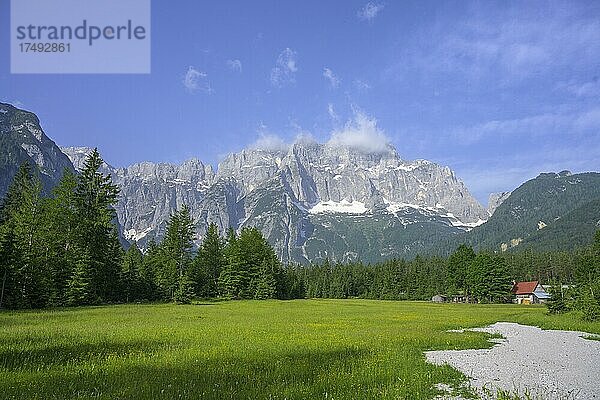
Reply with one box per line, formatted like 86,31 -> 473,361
1,300 -> 599,400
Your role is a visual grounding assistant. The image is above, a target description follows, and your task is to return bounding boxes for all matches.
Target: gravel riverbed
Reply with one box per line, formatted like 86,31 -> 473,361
425,322 -> 600,399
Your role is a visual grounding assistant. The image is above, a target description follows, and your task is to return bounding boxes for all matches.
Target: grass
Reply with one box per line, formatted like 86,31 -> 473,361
1,300 -> 599,400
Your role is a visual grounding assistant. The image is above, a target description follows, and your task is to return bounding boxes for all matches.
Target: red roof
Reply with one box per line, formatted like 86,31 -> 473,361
512,281 -> 539,295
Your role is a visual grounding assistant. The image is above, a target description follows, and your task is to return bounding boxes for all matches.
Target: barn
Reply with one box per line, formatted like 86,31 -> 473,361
511,281 -> 551,304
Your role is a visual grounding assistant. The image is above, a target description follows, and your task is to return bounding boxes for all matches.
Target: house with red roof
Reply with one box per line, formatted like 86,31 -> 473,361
511,281 -> 551,304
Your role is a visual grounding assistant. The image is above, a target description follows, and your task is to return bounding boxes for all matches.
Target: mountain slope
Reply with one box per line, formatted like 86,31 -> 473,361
0,103 -> 74,195
444,171 -> 600,253
517,197 -> 600,251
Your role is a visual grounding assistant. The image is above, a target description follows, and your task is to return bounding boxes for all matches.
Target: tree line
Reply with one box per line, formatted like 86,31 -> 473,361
0,150 -> 122,308
0,149 -> 301,308
0,149 -> 598,320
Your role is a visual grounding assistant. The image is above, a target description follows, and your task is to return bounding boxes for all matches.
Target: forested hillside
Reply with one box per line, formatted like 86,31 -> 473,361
434,171 -> 600,255
518,198 -> 600,252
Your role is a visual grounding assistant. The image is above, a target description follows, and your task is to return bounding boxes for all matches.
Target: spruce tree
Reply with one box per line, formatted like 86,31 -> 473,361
159,206 -> 196,301
219,227 -> 247,299
218,227 -> 280,299
546,280 -> 567,314
0,162 -> 49,308
173,276 -> 195,304
580,287 -> 600,321
74,149 -> 120,303
254,259 -> 277,299
487,255 -> 512,302
0,221 -> 12,309
121,243 -> 144,302
447,244 -> 475,296
140,238 -> 161,300
66,250 -> 96,306
45,169 -> 79,306
191,223 -> 224,297
0,163 -> 34,308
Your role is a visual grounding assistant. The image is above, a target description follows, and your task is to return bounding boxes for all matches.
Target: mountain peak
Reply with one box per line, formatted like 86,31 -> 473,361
0,103 -> 74,195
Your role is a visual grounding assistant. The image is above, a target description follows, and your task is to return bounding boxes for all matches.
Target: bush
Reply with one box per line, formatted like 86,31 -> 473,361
579,287 -> 600,321
545,281 -> 568,314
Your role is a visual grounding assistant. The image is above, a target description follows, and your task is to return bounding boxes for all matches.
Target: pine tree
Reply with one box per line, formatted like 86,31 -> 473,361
66,250 -> 96,306
140,239 -> 161,300
191,223 -> 224,297
121,243 -> 144,302
546,280 -> 567,314
447,244 -> 475,296
159,206 -> 196,301
45,169 -> 79,306
74,149 -> 120,303
0,162 -> 49,308
219,227 -> 247,299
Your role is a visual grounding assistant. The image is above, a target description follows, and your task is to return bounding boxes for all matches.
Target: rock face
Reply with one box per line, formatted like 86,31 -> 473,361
61,147 -> 215,244
0,103 -> 74,195
487,191 -> 511,216
61,140 -> 487,263
217,142 -> 488,223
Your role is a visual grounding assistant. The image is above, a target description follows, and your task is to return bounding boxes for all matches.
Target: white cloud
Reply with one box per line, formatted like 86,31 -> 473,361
327,103 -> 339,121
353,79 -> 371,91
456,139 -> 600,203
328,111 -> 391,153
357,2 -> 384,23
270,48 -> 298,88
452,107 -> 600,144
227,59 -> 242,73
245,110 -> 393,155
250,133 -> 289,152
323,67 -> 340,88
295,131 -> 317,145
182,66 -> 212,93
385,5 -> 600,84
557,79 -> 600,98
441,108 -> 600,200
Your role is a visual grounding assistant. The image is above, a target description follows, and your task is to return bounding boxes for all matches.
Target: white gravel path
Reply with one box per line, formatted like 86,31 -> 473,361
425,322 -> 600,399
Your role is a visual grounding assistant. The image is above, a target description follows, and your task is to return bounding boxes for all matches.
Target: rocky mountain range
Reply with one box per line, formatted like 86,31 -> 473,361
4,102 -> 598,264
61,141 -> 490,263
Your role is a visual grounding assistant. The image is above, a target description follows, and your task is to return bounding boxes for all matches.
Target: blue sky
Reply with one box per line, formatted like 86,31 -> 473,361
2,0 -> 600,204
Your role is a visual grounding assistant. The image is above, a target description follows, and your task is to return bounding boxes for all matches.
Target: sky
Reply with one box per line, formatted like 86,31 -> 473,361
2,0 -> 600,204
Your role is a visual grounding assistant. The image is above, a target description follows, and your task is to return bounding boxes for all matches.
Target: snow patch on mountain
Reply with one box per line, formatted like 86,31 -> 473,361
124,227 -> 153,242
309,200 -> 368,214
